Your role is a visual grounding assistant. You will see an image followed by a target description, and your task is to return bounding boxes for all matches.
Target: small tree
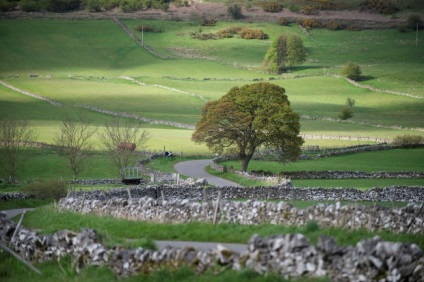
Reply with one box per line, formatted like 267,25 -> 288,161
0,118 -> 37,182
99,117 -> 150,178
342,62 -> 362,81
228,4 -> 243,20
338,98 -> 356,120
56,114 -> 97,182
263,35 -> 286,73
192,82 -> 304,172
407,14 -> 422,30
286,34 -> 307,67
263,34 -> 306,73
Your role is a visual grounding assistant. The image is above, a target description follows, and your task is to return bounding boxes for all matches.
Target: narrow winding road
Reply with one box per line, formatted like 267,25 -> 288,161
174,159 -> 241,187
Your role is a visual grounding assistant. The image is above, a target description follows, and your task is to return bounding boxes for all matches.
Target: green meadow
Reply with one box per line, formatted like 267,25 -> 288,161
0,17 -> 423,175
0,11 -> 423,282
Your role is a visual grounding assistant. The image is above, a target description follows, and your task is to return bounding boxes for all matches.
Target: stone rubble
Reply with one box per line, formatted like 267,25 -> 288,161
1,214 -> 423,281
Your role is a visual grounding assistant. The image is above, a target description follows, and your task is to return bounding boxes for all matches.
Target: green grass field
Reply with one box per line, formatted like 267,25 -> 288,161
0,20 -> 424,153
0,12 -> 423,281
0,17 -> 423,182
222,148 -> 424,173
215,148 -> 424,187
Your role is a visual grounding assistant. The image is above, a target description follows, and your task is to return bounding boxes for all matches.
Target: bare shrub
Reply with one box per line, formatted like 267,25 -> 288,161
300,18 -> 322,29
359,0 -> 398,15
277,17 -> 290,26
392,135 -> 423,148
325,21 -> 342,31
201,17 -> 217,26
237,28 -> 267,39
263,2 -> 282,13
24,179 -> 68,201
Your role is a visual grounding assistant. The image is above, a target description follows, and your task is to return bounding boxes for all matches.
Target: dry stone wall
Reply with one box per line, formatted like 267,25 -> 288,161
66,185 -> 424,203
1,215 -> 423,281
272,171 -> 424,179
59,194 -> 424,234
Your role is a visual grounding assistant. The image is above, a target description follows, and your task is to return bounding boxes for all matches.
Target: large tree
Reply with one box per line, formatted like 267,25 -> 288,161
0,118 -> 37,182
99,117 -> 150,178
263,34 -> 306,73
192,82 -> 304,172
56,113 -> 97,181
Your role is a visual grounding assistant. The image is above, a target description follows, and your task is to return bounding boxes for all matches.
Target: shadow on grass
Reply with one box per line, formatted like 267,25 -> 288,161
358,75 -> 376,82
284,65 -> 326,72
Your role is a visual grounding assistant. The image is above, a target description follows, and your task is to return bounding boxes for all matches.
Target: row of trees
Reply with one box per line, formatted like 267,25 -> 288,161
0,115 -> 149,183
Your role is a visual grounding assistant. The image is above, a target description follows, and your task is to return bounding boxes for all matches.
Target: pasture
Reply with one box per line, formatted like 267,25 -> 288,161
0,18 -> 423,156
0,8 -> 424,282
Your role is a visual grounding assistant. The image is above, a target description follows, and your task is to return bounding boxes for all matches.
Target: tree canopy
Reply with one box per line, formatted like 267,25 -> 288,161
192,82 -> 304,172
263,34 -> 306,73
342,62 -> 362,81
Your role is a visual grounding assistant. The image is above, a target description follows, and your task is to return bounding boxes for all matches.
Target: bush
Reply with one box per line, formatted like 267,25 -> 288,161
215,26 -> 243,39
20,0 -> 40,12
84,0 -> 102,12
342,62 -> 362,81
287,3 -> 299,12
263,2 -> 282,13
23,179 -> 68,201
301,5 -> 319,15
43,0 -> 82,12
338,106 -> 353,120
237,28 -> 267,40
338,98 -> 355,120
397,24 -> 408,33
201,17 -> 217,26
227,4 -> 243,20
392,135 -> 423,148
359,0 -> 398,15
0,0 -> 17,11
314,0 -> 334,10
120,2 -> 141,13
301,18 -> 322,29
277,17 -> 290,26
136,24 -> 162,33
325,21 -> 342,31
191,33 -> 220,40
220,26 -> 243,34
407,14 -> 422,30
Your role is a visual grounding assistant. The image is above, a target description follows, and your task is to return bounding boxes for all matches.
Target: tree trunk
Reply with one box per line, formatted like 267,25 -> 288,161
241,156 -> 251,172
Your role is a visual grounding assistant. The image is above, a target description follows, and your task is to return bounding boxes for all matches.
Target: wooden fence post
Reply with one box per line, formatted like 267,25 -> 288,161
80,192 -> 86,213
213,191 -> 221,225
10,211 -> 25,247
0,243 -> 41,275
127,187 -> 132,200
